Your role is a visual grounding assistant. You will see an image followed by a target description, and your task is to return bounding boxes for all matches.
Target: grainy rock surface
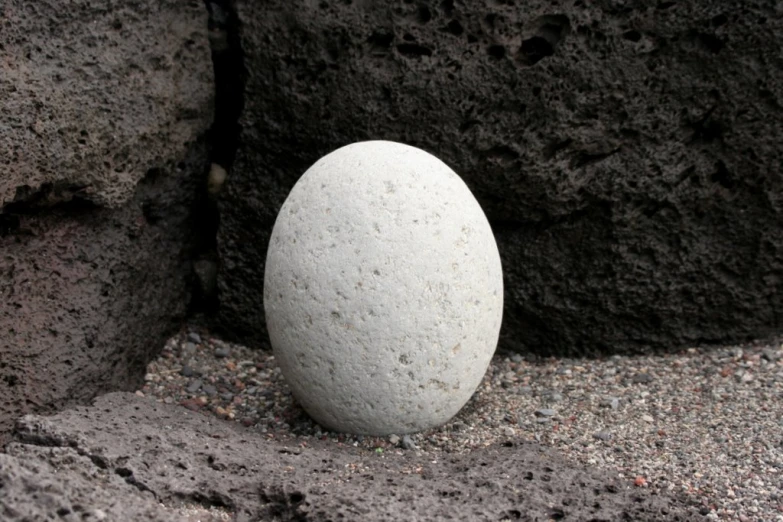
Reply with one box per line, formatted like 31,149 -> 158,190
265,141 -> 503,435
0,0 -> 213,208
0,145 -> 208,446
141,330 -> 783,520
4,392 -> 704,521
0,0 -> 214,444
217,0 -> 783,355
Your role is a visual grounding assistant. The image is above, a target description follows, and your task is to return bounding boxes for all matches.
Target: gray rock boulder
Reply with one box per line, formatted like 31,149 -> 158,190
3,392 -> 704,521
216,0 -> 782,355
0,0 -> 214,443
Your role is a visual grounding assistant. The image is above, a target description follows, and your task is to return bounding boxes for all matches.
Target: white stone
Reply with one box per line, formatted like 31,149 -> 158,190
263,140 -> 503,435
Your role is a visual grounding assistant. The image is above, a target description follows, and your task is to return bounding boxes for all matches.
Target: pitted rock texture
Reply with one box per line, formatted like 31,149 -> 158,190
265,141 -> 503,435
217,0 -> 783,355
0,143 -> 208,446
0,0 -> 213,208
0,0 -> 214,444
4,392 -> 704,521
0,452 -> 179,522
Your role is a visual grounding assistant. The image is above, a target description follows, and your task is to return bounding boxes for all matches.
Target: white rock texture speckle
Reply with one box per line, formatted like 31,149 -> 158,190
264,141 -> 503,435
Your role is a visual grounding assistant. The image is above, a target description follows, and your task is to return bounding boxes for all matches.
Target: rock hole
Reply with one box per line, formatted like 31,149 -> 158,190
710,161 -> 734,189
443,19 -> 464,36
417,5 -> 432,24
289,492 -> 304,504
622,30 -> 641,42
367,31 -> 394,56
517,14 -> 569,66
711,13 -> 728,27
396,43 -> 433,57
518,36 -> 553,66
0,214 -> 20,236
487,44 -> 506,59
459,120 -> 480,133
697,32 -> 725,53
439,0 -> 454,16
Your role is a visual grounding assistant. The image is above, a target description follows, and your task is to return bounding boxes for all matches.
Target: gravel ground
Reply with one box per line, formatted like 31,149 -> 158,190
139,329 -> 783,521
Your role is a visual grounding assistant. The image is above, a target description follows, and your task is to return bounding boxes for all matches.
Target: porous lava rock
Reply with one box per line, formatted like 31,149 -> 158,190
0,0 -> 214,444
264,141 -> 503,435
2,392 -> 705,521
1,0 -> 212,208
217,0 -> 783,355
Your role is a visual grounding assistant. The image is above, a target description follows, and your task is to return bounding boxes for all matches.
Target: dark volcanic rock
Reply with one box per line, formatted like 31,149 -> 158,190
0,144 -> 209,445
217,0 -> 783,355
0,0 -> 212,208
0,0 -> 213,443
4,392 -> 704,521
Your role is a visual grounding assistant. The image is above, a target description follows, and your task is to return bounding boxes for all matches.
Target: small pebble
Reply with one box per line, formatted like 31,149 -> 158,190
632,373 -> 654,384
641,414 -> 654,423
593,431 -> 613,441
535,408 -> 556,417
503,426 -> 515,437
186,379 -> 203,393
401,435 -> 416,450
389,434 -> 401,445
215,347 -> 231,358
203,385 -> 217,396
451,421 -> 466,432
187,332 -> 202,344
600,397 -> 620,410
182,342 -> 197,357
180,365 -> 194,377
546,391 -> 564,402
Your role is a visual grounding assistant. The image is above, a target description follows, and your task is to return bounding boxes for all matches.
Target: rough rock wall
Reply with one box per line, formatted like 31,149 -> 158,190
216,0 -> 783,355
0,0 -> 214,443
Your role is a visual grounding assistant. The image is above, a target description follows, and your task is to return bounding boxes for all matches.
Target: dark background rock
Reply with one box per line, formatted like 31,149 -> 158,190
0,0 -> 214,444
4,392 -> 705,521
216,0 -> 783,356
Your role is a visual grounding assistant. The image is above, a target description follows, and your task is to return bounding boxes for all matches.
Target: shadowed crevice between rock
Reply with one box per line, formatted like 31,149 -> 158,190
190,0 -> 247,316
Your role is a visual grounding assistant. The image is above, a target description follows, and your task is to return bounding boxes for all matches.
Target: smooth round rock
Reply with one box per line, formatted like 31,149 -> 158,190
263,140 -> 503,435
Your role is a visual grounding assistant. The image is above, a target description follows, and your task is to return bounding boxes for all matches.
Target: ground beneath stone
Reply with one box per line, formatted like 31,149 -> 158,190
138,329 -> 783,521
2,392 -> 701,521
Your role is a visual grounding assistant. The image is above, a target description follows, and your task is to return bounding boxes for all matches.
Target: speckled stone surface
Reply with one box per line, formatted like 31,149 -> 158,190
264,141 -> 503,435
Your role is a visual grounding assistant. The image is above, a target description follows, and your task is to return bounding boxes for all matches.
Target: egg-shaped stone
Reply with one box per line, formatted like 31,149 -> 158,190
263,140 -> 503,435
